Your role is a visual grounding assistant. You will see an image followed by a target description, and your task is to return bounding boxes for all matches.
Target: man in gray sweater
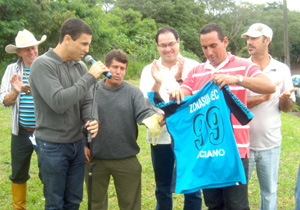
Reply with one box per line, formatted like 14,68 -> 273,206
84,49 -> 162,210
29,18 -> 109,209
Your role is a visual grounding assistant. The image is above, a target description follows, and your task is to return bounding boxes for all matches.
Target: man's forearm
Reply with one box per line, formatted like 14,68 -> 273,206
247,95 -> 270,108
3,91 -> 18,106
241,74 -> 276,94
151,81 -> 162,92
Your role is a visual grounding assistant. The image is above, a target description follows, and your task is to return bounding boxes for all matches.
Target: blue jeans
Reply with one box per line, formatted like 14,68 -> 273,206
248,146 -> 281,210
151,144 -> 202,210
36,138 -> 85,210
295,164 -> 300,210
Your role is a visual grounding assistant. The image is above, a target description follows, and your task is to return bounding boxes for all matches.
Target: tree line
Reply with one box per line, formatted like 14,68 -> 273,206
1,0 -> 300,77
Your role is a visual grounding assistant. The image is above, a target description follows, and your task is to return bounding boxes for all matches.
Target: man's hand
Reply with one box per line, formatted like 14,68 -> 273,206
4,74 -> 23,106
85,120 -> 99,138
157,113 -> 166,126
211,74 -> 239,89
279,88 -> 298,100
22,84 -> 31,95
174,56 -> 185,81
84,146 -> 90,164
151,60 -> 163,84
88,61 -> 110,79
168,88 -> 186,104
279,87 -> 298,112
10,74 -> 23,94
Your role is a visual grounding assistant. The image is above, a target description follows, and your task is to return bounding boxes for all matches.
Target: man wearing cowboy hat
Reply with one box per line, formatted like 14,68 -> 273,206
0,29 -> 46,210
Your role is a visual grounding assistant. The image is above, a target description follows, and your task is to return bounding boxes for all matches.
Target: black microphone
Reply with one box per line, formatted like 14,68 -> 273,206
84,55 -> 112,79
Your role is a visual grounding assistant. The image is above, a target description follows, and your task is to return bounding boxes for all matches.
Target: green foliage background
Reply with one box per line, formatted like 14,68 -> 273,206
1,0 -> 300,80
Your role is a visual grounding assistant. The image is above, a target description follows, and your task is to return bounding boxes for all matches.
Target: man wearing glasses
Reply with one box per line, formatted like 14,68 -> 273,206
140,26 -> 202,210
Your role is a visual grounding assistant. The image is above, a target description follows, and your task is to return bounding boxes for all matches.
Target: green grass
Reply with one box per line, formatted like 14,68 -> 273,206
0,89 -> 299,209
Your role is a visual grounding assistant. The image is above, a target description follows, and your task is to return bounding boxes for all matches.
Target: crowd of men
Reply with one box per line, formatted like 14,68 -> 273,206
1,17 -> 299,210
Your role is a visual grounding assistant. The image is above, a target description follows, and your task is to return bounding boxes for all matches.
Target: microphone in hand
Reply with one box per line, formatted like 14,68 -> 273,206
84,55 -> 112,79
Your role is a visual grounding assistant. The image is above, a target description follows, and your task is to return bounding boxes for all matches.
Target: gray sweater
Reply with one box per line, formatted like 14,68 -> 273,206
29,49 -> 97,143
91,79 -> 155,159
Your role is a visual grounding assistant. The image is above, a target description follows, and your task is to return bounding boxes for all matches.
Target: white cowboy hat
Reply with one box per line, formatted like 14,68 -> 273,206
5,29 -> 47,54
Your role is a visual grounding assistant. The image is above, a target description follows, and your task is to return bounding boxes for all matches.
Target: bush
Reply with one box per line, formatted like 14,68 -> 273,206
0,61 -> 11,80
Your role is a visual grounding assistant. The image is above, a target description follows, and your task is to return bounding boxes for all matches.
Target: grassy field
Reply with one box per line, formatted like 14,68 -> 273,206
0,96 -> 299,209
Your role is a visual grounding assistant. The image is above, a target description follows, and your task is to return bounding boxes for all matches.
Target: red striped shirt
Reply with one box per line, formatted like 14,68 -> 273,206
181,53 -> 262,158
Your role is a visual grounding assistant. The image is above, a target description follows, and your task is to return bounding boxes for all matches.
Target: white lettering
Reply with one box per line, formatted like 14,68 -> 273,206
190,94 -> 210,113
197,149 -> 225,158
211,89 -> 219,101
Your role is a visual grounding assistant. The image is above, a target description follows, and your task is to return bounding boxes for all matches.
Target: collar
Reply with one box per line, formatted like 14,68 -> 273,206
15,58 -> 24,74
204,52 -> 232,74
101,79 -> 125,91
48,48 -> 79,67
249,54 -> 275,73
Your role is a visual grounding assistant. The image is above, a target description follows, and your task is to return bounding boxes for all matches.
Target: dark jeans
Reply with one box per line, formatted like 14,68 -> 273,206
10,126 -> 34,183
151,144 -> 202,210
36,138 -> 85,210
202,158 -> 250,210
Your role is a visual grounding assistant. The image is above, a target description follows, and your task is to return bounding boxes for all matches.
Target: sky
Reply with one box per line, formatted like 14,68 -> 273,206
237,0 -> 300,11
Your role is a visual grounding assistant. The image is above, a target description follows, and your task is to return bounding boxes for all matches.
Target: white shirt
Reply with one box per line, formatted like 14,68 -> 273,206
0,58 -> 24,135
248,56 -> 295,151
140,55 -> 200,144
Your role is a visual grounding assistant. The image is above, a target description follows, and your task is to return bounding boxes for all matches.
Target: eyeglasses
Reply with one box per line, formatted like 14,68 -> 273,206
157,41 -> 178,49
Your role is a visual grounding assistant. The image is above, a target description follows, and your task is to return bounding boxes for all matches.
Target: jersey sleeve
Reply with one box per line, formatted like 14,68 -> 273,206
147,91 -> 184,118
222,85 -> 254,125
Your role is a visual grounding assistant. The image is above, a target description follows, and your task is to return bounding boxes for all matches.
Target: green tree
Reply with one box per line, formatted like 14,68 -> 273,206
114,0 -> 206,58
288,11 -> 300,65
106,8 -> 157,75
0,0 -> 73,62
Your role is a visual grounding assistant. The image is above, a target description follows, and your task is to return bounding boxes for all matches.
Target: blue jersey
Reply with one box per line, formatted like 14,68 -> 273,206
148,81 -> 253,194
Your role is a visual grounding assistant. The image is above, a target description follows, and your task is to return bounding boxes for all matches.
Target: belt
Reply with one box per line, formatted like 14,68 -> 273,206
20,125 -> 35,132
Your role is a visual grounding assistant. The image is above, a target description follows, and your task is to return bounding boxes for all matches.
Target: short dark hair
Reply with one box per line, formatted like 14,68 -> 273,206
155,26 -> 179,44
200,23 -> 225,42
105,49 -> 129,67
59,18 -> 92,43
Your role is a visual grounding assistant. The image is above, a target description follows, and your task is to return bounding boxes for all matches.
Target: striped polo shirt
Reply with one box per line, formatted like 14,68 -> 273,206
181,53 -> 262,158
19,66 -> 36,128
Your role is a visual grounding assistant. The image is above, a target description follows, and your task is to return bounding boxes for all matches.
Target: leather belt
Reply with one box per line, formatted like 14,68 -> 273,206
20,126 -> 35,132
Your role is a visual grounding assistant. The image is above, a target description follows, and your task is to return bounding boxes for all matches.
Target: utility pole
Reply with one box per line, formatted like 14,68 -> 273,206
283,0 -> 290,68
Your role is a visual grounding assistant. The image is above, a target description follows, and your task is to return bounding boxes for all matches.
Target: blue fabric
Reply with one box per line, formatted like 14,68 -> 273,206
36,138 -> 85,210
148,81 -> 252,194
151,144 -> 202,210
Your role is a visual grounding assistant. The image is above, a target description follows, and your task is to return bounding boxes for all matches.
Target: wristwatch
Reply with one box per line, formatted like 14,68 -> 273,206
176,79 -> 183,83
236,75 -> 243,85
